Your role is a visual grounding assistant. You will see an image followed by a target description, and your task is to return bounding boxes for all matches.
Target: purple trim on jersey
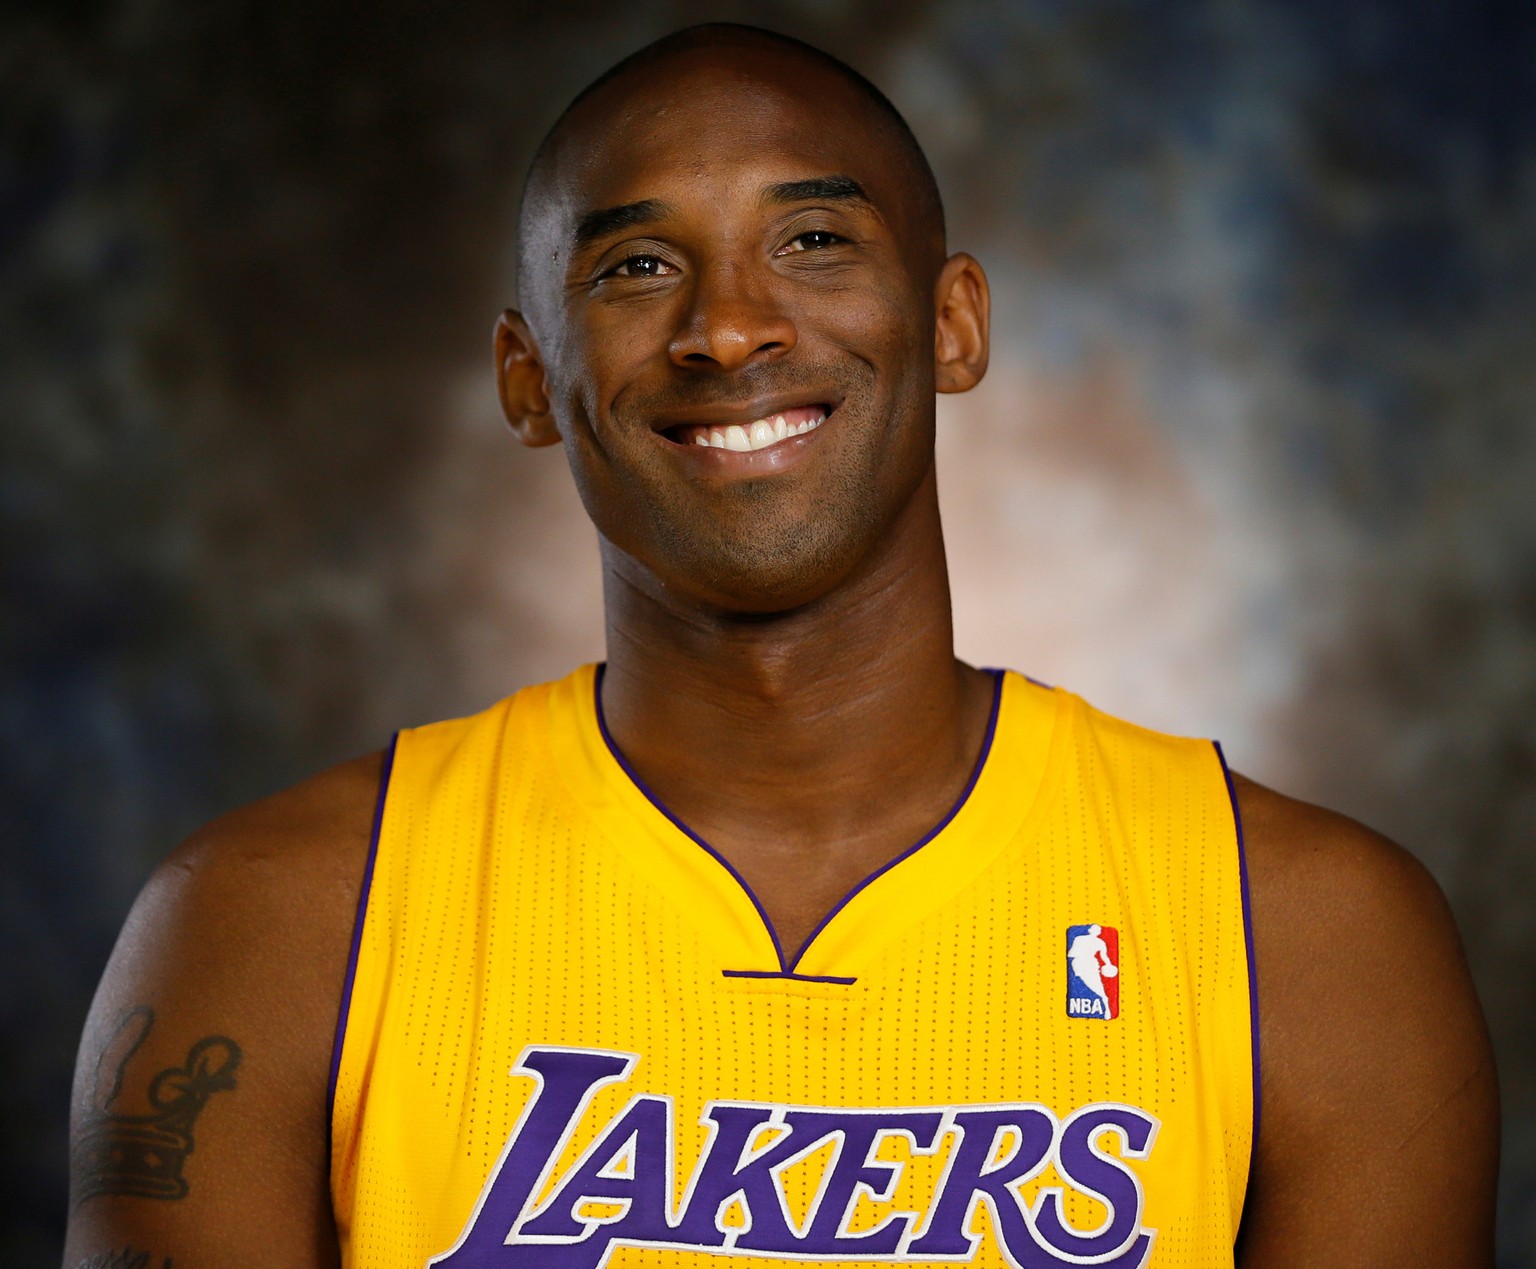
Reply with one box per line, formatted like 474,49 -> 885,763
593,666 -> 1005,977
980,664 -> 1052,690
594,664 -> 792,971
721,969 -> 858,985
1214,740 -> 1262,1218
783,668 -> 1006,972
325,733 -> 397,1136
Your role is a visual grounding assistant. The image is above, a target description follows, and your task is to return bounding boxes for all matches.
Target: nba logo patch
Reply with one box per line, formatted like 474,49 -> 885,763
1066,924 -> 1120,1019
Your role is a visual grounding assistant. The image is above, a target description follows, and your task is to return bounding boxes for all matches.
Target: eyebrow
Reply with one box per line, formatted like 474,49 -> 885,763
763,175 -> 873,208
571,176 -> 876,250
573,199 -> 673,248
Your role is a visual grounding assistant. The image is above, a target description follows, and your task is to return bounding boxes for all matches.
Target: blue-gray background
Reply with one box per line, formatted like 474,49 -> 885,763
4,0 -> 1533,1261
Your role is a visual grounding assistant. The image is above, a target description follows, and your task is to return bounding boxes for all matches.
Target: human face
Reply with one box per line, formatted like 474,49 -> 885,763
518,50 -> 951,614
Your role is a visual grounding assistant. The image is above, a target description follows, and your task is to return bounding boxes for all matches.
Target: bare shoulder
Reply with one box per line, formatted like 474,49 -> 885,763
1230,772 -> 1487,1072
103,750 -> 385,1033
1232,771 -> 1458,946
65,751 -> 385,1267
1229,772 -> 1499,1264
149,749 -> 385,935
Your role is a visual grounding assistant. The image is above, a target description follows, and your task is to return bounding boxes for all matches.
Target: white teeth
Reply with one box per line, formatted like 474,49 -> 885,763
692,410 -> 827,452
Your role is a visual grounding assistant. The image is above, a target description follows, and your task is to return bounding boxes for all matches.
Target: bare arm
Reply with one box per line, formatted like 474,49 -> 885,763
63,753 -> 383,1269
1234,774 -> 1499,1265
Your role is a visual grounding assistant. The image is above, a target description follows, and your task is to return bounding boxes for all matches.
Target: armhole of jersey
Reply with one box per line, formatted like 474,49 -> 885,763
326,732 -> 398,1142
1214,741 -> 1261,1203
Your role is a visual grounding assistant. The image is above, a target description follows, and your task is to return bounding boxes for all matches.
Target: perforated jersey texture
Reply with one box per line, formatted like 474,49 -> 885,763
330,665 -> 1254,1267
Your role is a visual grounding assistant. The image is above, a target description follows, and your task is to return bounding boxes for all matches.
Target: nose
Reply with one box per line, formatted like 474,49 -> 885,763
667,262 -> 797,371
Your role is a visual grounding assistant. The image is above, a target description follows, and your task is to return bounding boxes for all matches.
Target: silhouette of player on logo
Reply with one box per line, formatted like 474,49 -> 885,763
1068,924 -> 1119,1017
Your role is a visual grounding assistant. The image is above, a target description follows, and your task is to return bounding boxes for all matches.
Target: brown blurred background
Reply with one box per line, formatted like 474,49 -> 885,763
4,0 -> 1534,1261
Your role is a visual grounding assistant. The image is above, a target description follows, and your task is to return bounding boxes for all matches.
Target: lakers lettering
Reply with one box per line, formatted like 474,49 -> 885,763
431,1047 -> 1159,1269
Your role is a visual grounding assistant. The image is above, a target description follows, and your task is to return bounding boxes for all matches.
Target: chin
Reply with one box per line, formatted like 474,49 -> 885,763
651,509 -> 875,617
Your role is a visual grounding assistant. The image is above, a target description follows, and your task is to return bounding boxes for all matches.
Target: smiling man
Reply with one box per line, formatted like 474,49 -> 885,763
65,24 -> 1497,1269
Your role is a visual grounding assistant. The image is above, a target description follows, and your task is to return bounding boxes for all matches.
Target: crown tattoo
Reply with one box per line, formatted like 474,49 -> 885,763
73,1008 -> 243,1204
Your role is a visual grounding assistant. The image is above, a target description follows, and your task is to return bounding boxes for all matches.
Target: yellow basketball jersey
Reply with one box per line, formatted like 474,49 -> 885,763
330,664 -> 1257,1268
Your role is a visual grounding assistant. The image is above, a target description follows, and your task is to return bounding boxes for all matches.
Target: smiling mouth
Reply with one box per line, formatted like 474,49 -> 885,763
665,404 -> 829,453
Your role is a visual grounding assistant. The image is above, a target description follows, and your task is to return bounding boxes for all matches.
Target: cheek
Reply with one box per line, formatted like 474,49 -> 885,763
819,272 -> 932,370
583,294 -> 679,369
546,328 -> 645,449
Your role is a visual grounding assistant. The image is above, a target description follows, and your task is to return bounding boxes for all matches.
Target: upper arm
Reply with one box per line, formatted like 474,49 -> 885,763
1234,775 -> 1499,1266
63,753 -> 383,1269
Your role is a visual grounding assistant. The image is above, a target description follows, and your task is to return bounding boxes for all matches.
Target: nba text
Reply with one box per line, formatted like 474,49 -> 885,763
432,1046 -> 1159,1268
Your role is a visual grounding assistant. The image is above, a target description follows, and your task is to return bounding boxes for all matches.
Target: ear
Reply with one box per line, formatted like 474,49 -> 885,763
494,310 -> 561,446
933,253 -> 990,394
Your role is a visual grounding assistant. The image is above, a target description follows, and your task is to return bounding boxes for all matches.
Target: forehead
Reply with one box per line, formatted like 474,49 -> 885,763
541,46 -> 914,225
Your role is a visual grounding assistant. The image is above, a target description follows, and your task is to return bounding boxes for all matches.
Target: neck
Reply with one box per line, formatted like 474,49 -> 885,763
597,469 -> 994,854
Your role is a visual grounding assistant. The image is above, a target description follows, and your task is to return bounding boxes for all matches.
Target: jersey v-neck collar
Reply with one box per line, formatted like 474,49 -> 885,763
542,663 -> 1061,982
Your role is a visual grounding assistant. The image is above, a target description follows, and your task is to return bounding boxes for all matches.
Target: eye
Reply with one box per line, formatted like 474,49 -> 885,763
777,230 -> 845,255
604,254 -> 675,279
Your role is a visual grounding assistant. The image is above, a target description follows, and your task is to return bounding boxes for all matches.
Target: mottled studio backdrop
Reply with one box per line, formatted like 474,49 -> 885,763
4,0 -> 1534,1262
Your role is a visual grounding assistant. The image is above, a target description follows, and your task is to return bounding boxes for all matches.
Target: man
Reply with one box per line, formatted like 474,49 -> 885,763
65,23 -> 1498,1268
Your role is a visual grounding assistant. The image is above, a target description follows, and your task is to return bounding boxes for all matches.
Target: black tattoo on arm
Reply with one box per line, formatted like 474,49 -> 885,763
71,1247 -> 172,1269
72,1006 -> 242,1204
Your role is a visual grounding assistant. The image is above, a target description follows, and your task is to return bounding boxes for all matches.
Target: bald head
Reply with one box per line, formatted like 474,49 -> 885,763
492,21 -> 991,615
515,24 -> 946,315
